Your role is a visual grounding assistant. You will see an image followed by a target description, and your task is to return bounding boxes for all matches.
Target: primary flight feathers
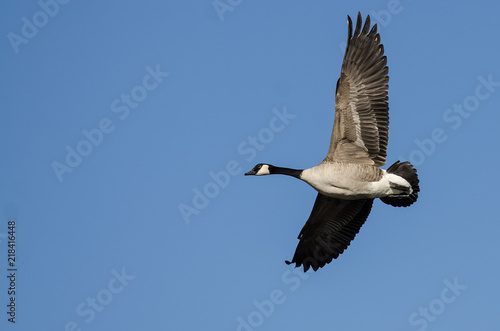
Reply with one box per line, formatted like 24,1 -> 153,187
327,13 -> 389,167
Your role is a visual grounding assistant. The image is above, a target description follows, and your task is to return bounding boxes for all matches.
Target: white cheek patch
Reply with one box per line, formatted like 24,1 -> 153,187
256,164 -> 270,175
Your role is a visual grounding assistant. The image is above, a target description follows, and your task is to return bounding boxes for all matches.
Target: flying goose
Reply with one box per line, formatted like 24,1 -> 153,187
245,13 -> 419,272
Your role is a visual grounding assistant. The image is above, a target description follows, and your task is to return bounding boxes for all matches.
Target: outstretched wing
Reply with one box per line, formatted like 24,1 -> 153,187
286,194 -> 374,272
325,13 -> 389,167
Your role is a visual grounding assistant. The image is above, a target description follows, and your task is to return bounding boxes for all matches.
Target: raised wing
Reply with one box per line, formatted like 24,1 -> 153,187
286,194 -> 374,272
325,13 -> 389,166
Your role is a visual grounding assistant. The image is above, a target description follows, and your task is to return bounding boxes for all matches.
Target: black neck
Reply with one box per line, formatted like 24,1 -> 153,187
269,166 -> 303,179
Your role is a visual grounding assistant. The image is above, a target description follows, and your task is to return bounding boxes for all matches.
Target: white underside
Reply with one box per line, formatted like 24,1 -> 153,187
300,164 -> 412,200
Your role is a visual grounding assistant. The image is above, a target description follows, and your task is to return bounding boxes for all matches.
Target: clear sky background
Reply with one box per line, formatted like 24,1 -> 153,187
1,1 -> 499,330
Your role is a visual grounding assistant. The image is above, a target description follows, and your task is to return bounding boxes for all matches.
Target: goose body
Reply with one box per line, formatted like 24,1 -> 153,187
249,162 -> 412,199
245,13 -> 420,272
302,163 -> 391,199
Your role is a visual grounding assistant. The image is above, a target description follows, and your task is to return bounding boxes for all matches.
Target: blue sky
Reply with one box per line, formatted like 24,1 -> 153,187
1,0 -> 500,330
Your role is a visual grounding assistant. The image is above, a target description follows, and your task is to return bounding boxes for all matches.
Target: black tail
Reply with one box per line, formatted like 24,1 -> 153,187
380,161 -> 419,207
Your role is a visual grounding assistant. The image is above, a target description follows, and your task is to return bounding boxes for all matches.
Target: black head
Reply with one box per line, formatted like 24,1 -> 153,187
244,163 -> 272,176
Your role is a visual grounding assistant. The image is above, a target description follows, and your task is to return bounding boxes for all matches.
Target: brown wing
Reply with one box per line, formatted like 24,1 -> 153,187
286,194 -> 374,272
325,13 -> 389,167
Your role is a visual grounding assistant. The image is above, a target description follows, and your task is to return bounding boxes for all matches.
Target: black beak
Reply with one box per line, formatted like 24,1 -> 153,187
244,170 -> 256,176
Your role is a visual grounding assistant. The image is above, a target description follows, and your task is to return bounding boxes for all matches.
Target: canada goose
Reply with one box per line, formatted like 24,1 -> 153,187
245,13 -> 420,272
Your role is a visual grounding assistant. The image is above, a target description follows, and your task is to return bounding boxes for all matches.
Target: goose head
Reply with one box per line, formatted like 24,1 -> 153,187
245,163 -> 272,176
